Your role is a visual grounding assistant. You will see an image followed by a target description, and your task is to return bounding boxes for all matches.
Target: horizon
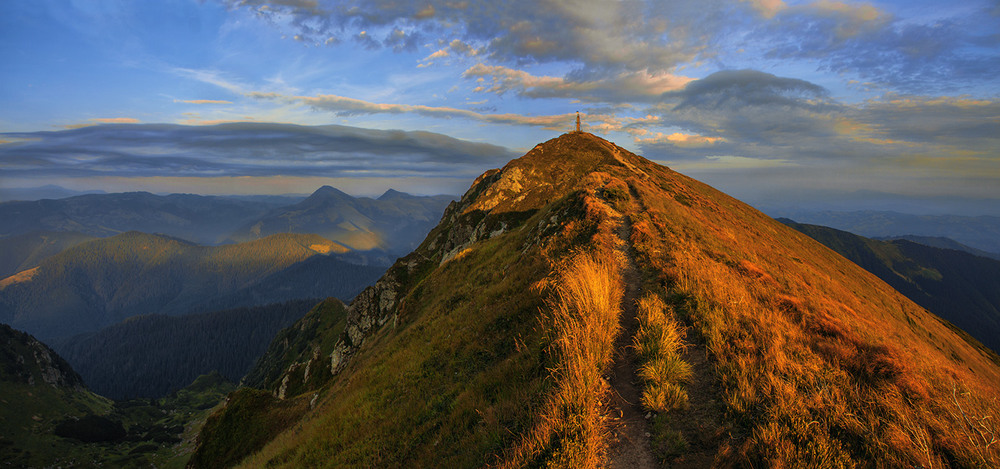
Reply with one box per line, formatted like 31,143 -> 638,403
2,1 -> 998,215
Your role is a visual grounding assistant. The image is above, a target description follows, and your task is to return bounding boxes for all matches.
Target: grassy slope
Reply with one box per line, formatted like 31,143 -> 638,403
196,133 -> 1000,468
622,156 -> 1000,466
781,220 -> 1000,354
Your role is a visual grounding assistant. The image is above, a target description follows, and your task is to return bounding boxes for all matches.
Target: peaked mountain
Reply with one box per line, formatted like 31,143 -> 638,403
0,191 -> 286,244
781,219 -> 1000,353
227,186 -> 455,254
193,133 -> 1000,468
0,231 -> 381,342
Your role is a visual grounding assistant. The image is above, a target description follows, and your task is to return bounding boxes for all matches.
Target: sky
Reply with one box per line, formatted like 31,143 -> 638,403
1,0 -> 998,213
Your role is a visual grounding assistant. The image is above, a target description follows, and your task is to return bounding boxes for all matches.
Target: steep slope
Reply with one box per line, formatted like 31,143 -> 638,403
228,186 -> 455,254
0,231 -> 376,342
0,324 -> 236,468
0,324 -> 112,466
0,191 -> 283,244
194,133 -> 1000,468
782,219 -> 1000,354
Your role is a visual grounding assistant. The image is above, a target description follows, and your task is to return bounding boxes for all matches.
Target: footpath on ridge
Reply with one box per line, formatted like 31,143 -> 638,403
606,209 -> 656,468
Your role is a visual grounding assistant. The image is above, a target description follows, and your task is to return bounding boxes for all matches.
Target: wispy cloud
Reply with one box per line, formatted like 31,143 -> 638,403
174,99 -> 234,105
0,123 -> 517,180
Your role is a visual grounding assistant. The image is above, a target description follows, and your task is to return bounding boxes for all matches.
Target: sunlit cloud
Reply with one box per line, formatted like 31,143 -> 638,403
174,99 -> 234,104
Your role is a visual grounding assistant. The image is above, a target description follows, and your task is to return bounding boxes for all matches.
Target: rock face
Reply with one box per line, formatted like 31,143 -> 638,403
0,323 -> 85,390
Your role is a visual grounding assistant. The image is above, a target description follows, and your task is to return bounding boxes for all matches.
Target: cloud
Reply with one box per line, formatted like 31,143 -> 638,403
248,90 -> 620,130
462,64 -> 692,103
0,123 -> 517,181
753,1 -> 1000,93
91,117 -> 141,124
174,99 -> 234,104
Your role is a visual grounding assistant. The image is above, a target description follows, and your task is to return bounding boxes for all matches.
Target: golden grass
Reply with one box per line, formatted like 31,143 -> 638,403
501,250 -> 624,468
620,165 -> 1000,467
633,294 -> 691,413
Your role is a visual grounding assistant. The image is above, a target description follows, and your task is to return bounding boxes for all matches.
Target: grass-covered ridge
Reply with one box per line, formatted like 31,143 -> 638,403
192,132 -> 1000,467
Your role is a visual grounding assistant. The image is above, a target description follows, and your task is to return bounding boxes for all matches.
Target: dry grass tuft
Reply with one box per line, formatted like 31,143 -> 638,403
500,250 -> 624,468
633,294 -> 692,413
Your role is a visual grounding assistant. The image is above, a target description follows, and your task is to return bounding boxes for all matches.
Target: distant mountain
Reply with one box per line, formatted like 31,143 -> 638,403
0,185 -> 106,202
781,219 -> 1000,354
766,209 -> 1000,253
0,231 -> 381,342
876,235 -> 1000,261
0,191 -> 284,244
0,231 -> 96,278
228,186 -> 455,254
54,299 -> 317,400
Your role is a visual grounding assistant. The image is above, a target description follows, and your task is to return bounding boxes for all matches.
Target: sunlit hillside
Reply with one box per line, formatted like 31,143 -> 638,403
191,132 -> 1000,468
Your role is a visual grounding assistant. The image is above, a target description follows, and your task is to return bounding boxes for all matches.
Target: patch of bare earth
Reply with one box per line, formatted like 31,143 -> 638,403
605,197 -> 730,468
605,214 -> 656,469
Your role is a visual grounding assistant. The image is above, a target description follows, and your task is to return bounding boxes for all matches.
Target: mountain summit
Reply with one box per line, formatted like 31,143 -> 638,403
194,132 -> 1000,468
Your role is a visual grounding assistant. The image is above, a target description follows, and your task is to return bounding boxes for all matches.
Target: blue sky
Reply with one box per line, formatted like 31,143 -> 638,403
1,0 -> 998,212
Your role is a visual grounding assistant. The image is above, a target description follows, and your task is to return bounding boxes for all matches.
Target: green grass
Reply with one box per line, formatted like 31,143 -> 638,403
0,371 -> 234,468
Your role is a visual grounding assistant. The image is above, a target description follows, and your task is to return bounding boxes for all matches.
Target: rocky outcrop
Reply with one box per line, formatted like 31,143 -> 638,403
1,324 -> 85,391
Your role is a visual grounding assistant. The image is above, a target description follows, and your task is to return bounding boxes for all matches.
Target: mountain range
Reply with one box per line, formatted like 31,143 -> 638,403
191,132 -> 1000,467
0,231 -> 382,342
767,209 -> 1000,254
227,186 -> 456,254
0,187 -> 455,253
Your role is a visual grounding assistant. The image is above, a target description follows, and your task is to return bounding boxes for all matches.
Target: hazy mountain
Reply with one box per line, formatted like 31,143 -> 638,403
54,299 -> 317,400
228,186 -> 455,254
0,231 -> 96,278
0,191 -> 284,244
781,219 -> 1000,353
0,231 -> 380,342
0,185 -> 107,202
876,234 -> 1000,261
193,133 -> 1000,468
765,209 -> 1000,253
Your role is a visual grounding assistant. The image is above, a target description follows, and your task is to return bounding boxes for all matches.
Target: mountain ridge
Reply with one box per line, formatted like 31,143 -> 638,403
193,132 -> 1000,467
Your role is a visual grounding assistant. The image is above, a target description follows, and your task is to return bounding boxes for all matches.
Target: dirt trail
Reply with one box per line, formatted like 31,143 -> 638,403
605,214 -> 656,469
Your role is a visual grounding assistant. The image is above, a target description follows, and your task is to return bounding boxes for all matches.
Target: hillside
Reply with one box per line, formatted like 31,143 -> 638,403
0,231 -> 381,342
228,186 -> 455,254
0,324 -> 236,468
781,219 -> 1000,354
54,299 -> 318,400
192,132 -> 1000,468
0,231 -> 96,278
0,191 -> 282,244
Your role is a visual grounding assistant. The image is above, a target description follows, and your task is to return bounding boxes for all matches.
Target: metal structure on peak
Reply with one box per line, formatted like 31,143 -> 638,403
576,111 -> 581,133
